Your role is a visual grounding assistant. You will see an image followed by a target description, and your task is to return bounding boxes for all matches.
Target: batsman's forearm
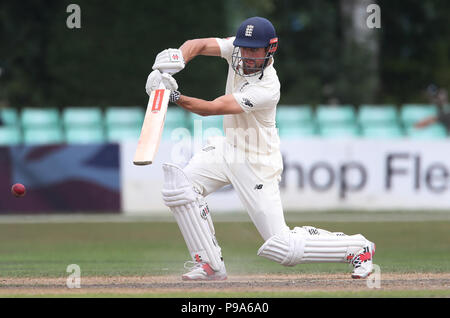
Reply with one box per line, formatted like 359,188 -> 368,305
179,38 -> 220,63
179,40 -> 204,64
176,95 -> 214,116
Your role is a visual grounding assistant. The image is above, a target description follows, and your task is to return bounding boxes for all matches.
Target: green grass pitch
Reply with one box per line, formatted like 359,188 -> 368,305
0,214 -> 449,297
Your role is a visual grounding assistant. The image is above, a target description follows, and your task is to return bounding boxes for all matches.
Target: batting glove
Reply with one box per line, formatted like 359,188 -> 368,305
152,48 -> 185,75
145,70 -> 162,96
161,73 -> 178,91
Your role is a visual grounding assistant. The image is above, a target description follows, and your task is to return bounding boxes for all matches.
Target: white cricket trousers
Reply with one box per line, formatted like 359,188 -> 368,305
183,138 -> 289,241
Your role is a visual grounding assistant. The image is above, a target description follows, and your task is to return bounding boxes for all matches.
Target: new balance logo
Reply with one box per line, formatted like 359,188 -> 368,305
245,25 -> 254,37
254,184 -> 263,190
242,98 -> 254,108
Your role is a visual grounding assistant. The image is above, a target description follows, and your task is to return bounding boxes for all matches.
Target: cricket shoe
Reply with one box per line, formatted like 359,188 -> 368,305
348,242 -> 376,279
182,261 -> 227,281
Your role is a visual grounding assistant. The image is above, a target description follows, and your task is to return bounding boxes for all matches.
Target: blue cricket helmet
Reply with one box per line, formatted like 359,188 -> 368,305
233,17 -> 278,49
231,17 -> 279,78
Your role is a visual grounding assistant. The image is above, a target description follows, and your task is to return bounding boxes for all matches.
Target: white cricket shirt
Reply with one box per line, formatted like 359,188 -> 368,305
215,36 -> 283,181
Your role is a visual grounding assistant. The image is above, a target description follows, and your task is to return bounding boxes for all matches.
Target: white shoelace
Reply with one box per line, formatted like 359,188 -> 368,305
183,261 -> 203,271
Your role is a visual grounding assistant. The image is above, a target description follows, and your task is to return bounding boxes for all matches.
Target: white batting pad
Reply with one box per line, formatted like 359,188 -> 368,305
257,226 -> 369,266
162,163 -> 223,271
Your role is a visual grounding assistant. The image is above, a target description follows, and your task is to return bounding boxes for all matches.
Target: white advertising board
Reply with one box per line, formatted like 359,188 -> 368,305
121,138 -> 450,214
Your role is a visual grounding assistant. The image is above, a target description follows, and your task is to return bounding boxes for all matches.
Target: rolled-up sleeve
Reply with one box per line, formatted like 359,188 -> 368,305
215,37 -> 235,63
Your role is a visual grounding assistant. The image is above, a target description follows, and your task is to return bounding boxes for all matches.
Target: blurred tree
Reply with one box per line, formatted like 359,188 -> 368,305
227,0 -> 378,105
1,0 -> 449,108
0,0 -> 60,107
0,0 -> 227,107
378,0 -> 450,104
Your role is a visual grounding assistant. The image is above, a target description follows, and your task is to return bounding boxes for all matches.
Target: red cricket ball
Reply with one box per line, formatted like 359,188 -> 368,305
11,183 -> 26,198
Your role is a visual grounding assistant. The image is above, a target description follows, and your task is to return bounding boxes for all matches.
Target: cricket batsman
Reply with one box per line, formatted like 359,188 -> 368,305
145,17 -> 376,280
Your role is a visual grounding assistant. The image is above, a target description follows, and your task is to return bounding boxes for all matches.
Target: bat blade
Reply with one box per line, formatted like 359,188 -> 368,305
133,87 -> 170,165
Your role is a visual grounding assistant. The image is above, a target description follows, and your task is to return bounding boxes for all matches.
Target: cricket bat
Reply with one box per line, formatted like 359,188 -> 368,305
133,82 -> 170,165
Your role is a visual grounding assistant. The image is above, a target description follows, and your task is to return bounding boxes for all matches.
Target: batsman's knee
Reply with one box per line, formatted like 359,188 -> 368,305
257,228 -> 304,266
161,163 -> 198,208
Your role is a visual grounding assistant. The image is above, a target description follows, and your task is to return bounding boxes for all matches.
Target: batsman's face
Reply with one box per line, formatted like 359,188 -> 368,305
240,47 -> 267,74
